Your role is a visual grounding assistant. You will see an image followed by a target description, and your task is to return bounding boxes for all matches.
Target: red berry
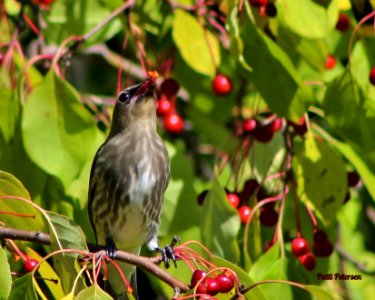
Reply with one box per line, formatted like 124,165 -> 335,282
298,252 -> 316,271
215,271 -> 235,293
156,95 -> 173,116
313,241 -> 333,257
259,207 -> 278,227
370,67 -> 375,86
265,3 -> 277,17
271,117 -> 283,132
23,258 -> 38,272
191,269 -> 207,288
325,55 -> 336,69
205,278 -> 220,296
212,73 -> 232,96
336,13 -> 351,32
242,118 -> 257,133
292,237 -> 310,257
160,78 -> 180,98
33,0 -> 54,5
254,122 -> 274,143
164,113 -> 184,133
313,230 -> 328,244
250,0 -> 267,7
238,206 -> 252,224
227,193 -> 240,208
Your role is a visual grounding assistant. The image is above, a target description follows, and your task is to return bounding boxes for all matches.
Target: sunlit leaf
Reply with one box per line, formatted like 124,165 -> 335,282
75,284 -> 113,300
0,247 -> 11,300
172,9 -> 220,77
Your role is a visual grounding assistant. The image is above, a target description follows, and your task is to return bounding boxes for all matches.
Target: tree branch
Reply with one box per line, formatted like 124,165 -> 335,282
0,226 -> 190,292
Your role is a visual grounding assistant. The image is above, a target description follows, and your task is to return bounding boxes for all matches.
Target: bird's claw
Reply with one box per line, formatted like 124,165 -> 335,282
105,237 -> 117,259
158,235 -> 180,269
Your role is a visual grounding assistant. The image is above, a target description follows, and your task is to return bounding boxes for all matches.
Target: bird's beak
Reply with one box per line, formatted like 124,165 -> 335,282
134,76 -> 157,102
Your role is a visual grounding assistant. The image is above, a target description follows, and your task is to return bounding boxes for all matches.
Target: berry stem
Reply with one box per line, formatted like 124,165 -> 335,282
306,206 -> 318,229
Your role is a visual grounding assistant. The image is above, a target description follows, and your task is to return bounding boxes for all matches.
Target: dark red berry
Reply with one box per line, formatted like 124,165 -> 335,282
265,3 -> 277,17
215,271 -> 235,293
227,193 -> 240,208
242,118 -> 257,133
212,73 -> 232,96
164,113 -> 184,133
191,269 -> 207,288
238,206 -> 252,224
254,122 -> 274,143
160,78 -> 180,98
259,207 -> 278,227
370,67 -> 375,86
347,171 -> 360,187
157,95 -> 173,116
205,278 -> 220,296
292,237 -> 310,257
313,230 -> 328,244
241,179 -> 259,200
23,258 -> 38,272
250,0 -> 267,8
33,0 -> 54,5
325,55 -> 336,69
298,252 -> 316,271
288,117 -> 307,136
313,240 -> 333,257
336,13 -> 351,32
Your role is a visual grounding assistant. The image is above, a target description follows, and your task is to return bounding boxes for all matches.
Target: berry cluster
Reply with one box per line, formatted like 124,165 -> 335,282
156,78 -> 184,134
190,269 -> 235,298
291,230 -> 334,271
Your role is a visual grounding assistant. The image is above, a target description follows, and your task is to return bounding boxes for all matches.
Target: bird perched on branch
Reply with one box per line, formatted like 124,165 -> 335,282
88,72 -> 170,297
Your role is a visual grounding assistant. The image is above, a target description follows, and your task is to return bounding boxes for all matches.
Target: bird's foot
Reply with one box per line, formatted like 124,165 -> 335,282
157,235 -> 180,269
105,237 -> 117,259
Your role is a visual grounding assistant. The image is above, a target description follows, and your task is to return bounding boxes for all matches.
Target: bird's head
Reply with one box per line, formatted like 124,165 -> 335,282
109,74 -> 158,136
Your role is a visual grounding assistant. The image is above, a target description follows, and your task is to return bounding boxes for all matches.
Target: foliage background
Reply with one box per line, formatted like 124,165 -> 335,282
0,0 -> 375,299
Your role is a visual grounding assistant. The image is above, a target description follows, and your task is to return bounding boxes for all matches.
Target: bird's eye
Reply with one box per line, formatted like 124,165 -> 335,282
118,92 -> 131,104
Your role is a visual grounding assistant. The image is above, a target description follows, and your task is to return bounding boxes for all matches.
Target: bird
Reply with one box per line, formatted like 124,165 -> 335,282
88,73 -> 170,297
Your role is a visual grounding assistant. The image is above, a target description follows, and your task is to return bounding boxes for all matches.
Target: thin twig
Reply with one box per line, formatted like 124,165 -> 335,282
0,226 -> 190,292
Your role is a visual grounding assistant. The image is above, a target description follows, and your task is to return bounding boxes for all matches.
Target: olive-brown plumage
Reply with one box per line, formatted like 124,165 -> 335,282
88,79 -> 169,295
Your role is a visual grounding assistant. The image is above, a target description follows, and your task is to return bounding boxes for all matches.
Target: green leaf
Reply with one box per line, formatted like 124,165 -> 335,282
0,89 -> 19,142
201,177 -> 241,263
240,11 -> 309,120
8,273 -> 37,300
172,9 -> 220,77
22,71 -> 103,189
323,68 -> 375,154
47,212 -> 87,294
317,129 -> 375,201
0,247 -> 11,300
279,0 -> 339,39
75,284 -> 113,300
293,133 -> 347,224
304,285 -> 335,300
0,171 -> 45,231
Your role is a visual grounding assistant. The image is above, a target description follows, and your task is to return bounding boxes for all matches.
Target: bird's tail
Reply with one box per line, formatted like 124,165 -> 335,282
106,246 -> 141,298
